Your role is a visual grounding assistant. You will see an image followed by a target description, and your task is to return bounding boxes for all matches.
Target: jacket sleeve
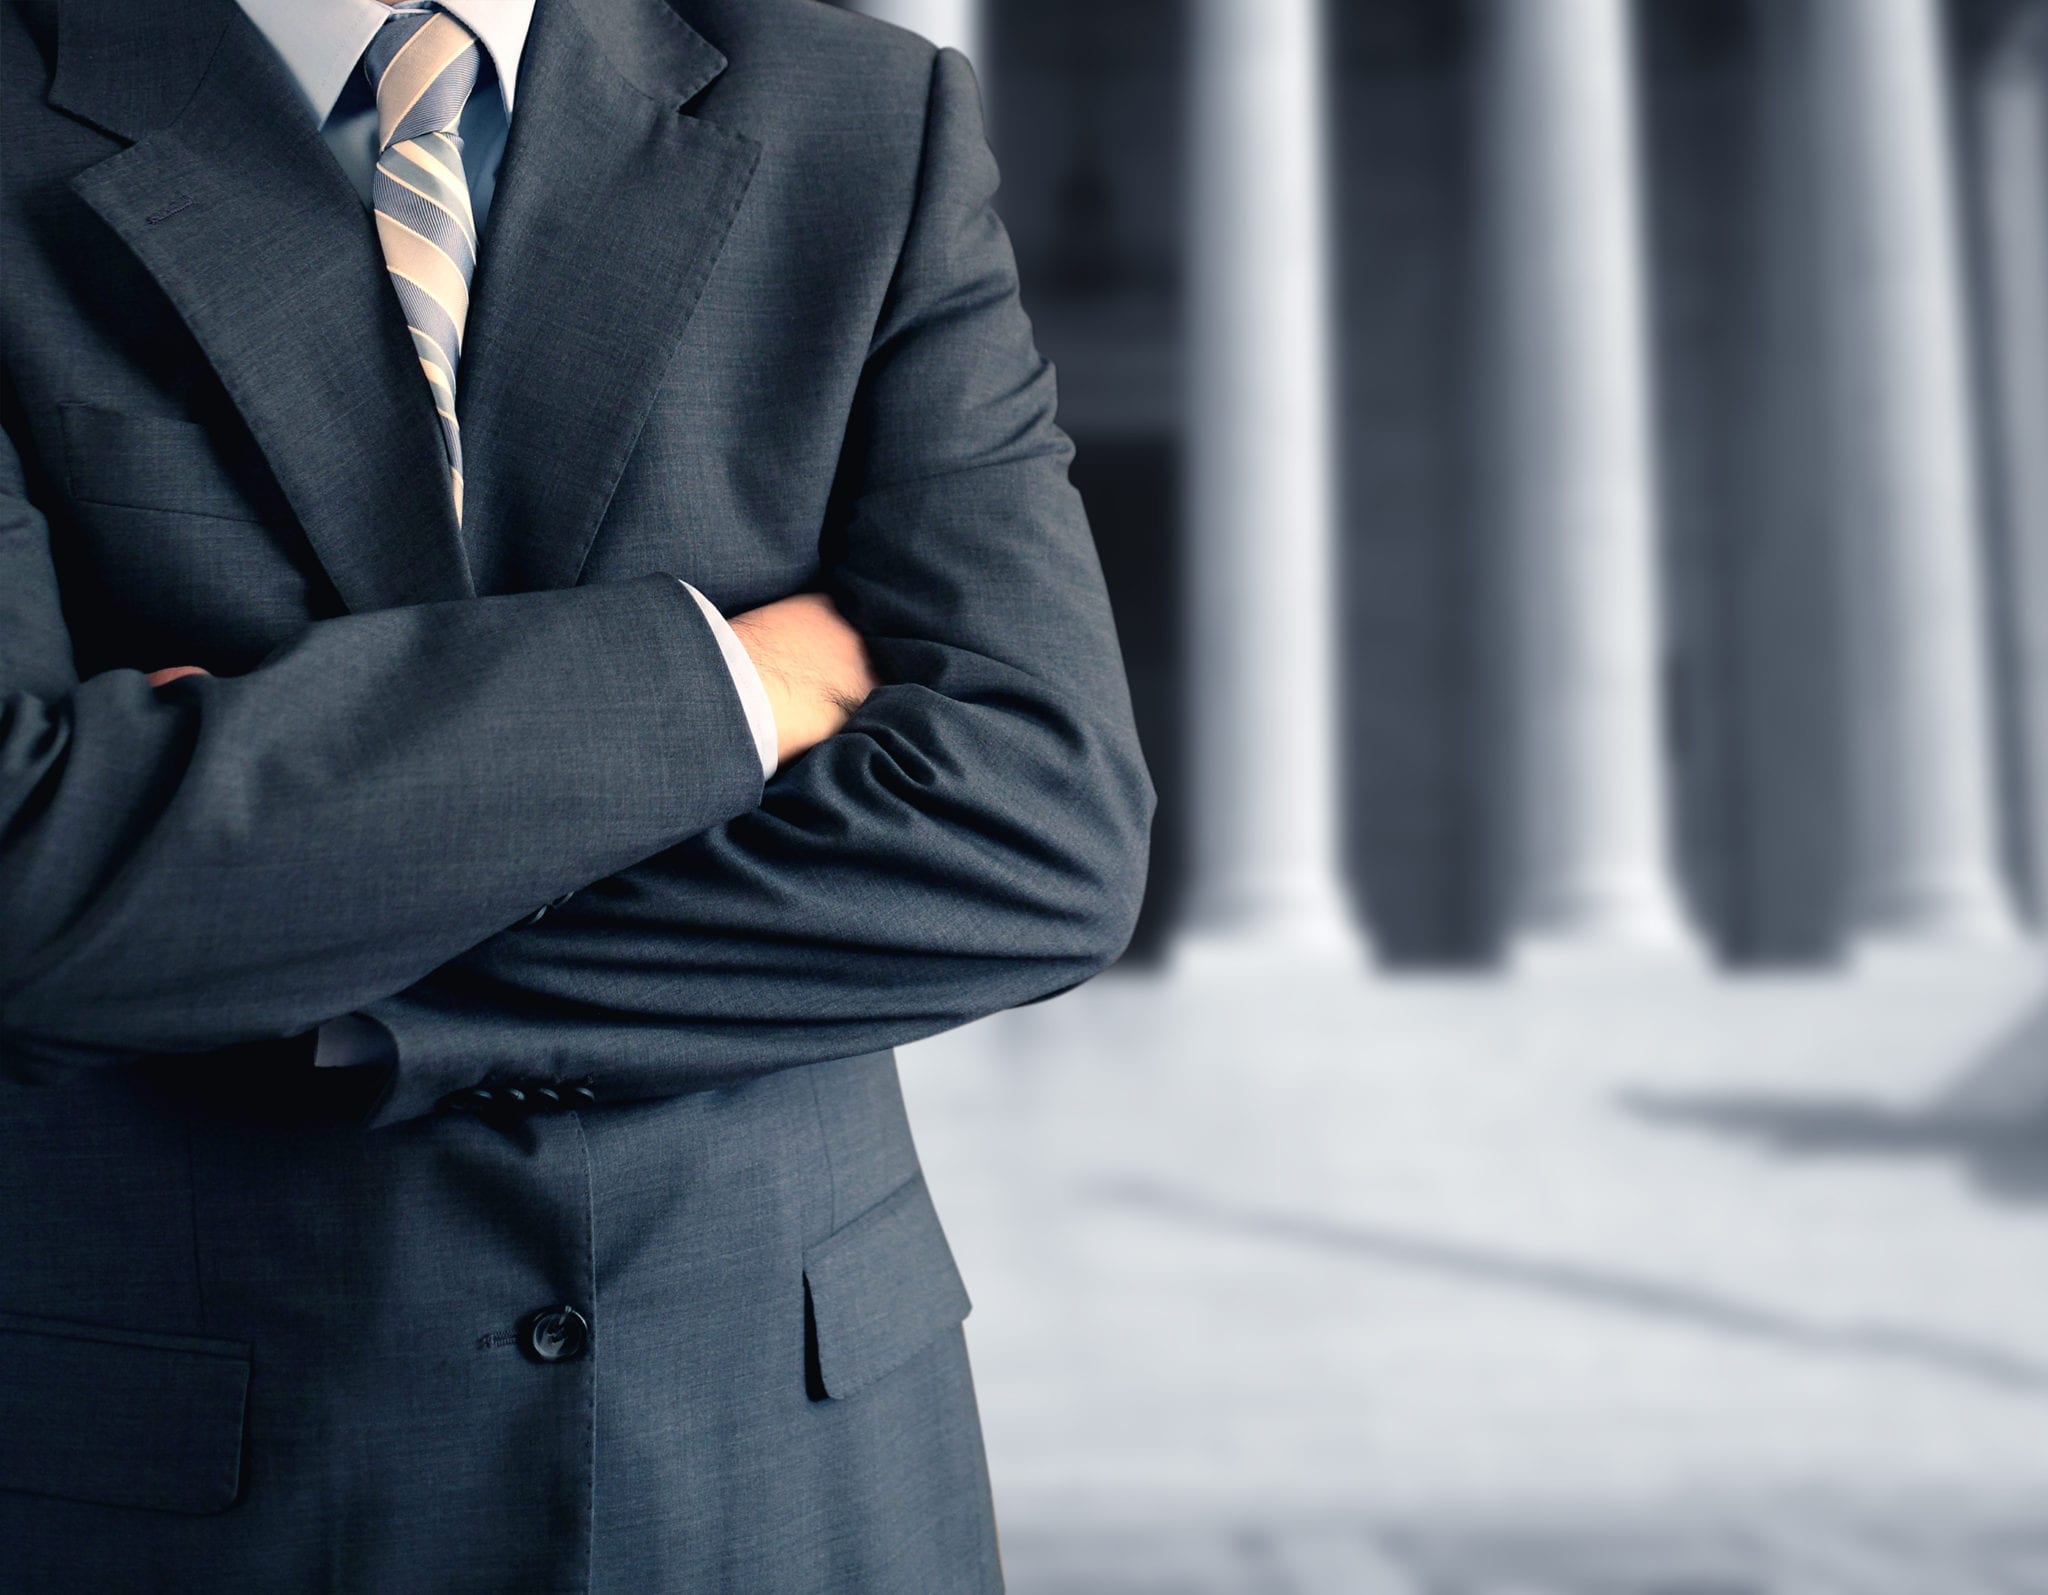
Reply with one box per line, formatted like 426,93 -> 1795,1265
357,49 -> 1156,1127
0,422 -> 766,1075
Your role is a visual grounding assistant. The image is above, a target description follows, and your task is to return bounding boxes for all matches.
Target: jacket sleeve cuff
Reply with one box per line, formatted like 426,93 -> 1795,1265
313,1013 -> 394,1068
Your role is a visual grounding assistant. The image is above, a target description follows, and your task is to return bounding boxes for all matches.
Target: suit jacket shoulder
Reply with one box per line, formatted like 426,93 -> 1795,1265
680,0 -> 950,203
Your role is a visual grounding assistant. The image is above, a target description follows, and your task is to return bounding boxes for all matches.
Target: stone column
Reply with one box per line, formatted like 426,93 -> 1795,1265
1807,0 -> 2020,947
1475,0 -> 1697,959
1972,6 -> 2048,927
1177,0 -> 1364,962
843,0 -> 980,62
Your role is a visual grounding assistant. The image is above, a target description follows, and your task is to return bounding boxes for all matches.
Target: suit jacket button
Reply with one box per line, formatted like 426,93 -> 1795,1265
523,1306 -> 589,1363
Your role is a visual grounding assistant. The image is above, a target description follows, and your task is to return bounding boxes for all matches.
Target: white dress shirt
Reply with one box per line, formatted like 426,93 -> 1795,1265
232,0 -> 780,1065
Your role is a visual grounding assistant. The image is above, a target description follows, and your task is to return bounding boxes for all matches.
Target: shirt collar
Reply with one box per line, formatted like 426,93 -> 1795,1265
235,0 -> 535,125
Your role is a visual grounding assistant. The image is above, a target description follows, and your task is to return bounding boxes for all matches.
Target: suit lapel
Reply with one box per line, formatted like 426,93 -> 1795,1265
57,0 -> 473,612
455,0 -> 761,595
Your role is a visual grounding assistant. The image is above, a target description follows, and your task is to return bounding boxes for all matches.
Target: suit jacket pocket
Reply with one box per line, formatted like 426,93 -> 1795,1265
802,1172 -> 972,1402
0,1310 -> 251,1515
61,402 -> 283,525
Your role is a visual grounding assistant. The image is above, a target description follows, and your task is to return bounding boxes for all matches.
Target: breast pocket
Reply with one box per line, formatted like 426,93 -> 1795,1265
802,1172 -> 973,1402
61,403 -> 285,525
57,403 -> 322,671
0,1310 -> 252,1515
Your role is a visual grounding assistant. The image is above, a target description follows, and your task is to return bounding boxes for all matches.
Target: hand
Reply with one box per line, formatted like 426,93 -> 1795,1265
726,593 -> 878,765
147,666 -> 210,688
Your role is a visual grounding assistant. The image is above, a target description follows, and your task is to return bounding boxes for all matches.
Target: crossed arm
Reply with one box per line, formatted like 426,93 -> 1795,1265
0,51 -> 1154,1120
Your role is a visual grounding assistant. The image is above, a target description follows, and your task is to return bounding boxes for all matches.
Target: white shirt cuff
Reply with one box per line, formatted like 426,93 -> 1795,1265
681,581 -> 778,780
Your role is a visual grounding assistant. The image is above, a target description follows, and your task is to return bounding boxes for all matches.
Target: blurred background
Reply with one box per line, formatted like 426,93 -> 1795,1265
846,1 -> 2048,1588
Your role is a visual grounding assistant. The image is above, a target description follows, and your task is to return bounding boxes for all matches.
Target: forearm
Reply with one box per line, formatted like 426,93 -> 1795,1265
1,574 -> 764,1071
359,610 -> 1153,1124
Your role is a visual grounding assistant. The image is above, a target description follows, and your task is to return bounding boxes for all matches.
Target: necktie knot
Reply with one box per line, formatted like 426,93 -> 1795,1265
365,6 -> 482,153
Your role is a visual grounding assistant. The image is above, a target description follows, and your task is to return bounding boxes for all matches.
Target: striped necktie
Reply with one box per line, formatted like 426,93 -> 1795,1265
365,5 -> 482,523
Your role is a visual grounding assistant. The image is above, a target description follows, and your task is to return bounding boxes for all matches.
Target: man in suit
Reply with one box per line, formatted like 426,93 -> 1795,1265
0,0 -> 1153,1585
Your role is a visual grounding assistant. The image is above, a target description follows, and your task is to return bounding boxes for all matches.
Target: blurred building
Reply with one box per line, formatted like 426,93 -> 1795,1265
848,0 -> 2048,974
842,6 -> 2048,1588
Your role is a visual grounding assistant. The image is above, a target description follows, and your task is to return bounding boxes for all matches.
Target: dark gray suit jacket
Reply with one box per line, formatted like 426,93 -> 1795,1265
0,0 -> 1153,1585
